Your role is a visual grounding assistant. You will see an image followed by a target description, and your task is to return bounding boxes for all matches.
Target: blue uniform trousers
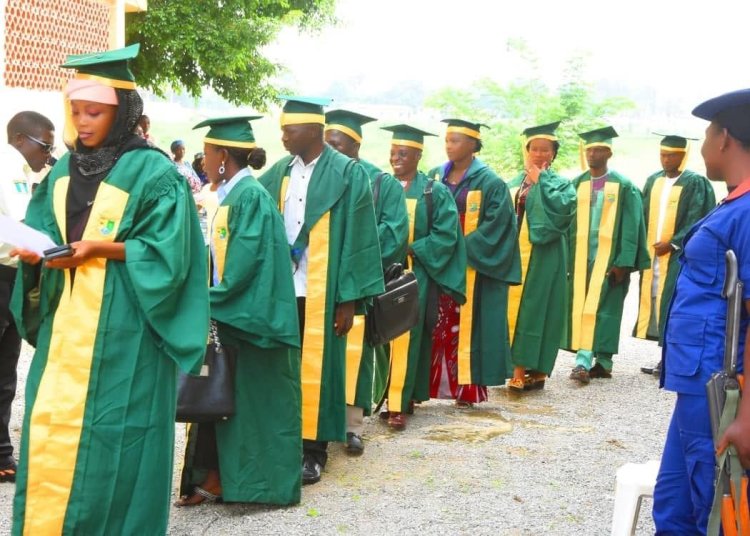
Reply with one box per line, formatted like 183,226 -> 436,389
653,393 -> 716,535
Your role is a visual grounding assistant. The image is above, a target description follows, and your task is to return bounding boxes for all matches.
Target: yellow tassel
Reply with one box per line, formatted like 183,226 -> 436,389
62,83 -> 78,149
678,141 -> 690,173
521,135 -> 529,163
579,140 -> 586,171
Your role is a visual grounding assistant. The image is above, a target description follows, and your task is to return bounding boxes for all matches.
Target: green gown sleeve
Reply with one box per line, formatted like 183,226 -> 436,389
10,176 -> 61,347
374,174 -> 409,269
524,170 -> 577,245
210,185 -> 300,350
124,170 -> 210,374
411,181 -> 467,302
670,174 -> 716,248
336,164 -> 385,304
611,180 -> 651,270
464,174 -> 521,283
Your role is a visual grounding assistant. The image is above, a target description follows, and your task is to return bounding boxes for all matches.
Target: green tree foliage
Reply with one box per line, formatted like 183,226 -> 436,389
126,0 -> 335,107
425,41 -> 634,177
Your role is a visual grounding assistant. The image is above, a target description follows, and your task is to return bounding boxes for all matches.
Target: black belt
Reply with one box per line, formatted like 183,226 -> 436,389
0,264 -> 17,283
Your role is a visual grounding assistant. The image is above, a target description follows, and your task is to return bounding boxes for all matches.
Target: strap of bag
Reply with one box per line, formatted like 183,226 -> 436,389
707,387 -> 743,535
372,172 -> 385,206
424,179 -> 434,231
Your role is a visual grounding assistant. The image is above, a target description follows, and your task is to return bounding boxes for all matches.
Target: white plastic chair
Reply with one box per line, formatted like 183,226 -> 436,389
610,460 -> 660,536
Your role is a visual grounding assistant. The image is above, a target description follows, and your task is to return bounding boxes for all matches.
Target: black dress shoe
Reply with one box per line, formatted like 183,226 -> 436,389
345,432 -> 364,456
652,362 -> 662,376
589,363 -> 612,379
302,458 -> 322,485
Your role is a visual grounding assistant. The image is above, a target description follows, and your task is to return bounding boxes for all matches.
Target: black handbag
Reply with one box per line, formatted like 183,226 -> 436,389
176,321 -> 236,423
365,263 -> 420,346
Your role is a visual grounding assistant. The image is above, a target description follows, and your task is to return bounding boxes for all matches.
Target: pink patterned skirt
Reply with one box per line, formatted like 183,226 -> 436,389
429,293 -> 488,404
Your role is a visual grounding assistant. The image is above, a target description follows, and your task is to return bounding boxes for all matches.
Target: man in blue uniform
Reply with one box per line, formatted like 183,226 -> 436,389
653,89 -> 750,534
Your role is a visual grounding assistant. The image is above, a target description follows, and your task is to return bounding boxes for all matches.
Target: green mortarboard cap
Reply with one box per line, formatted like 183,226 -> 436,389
579,126 -> 619,147
192,115 -> 262,148
381,124 -> 436,149
61,43 -> 140,87
522,121 -> 561,141
441,118 -> 490,139
279,95 -> 332,125
652,132 -> 697,151
325,109 -> 377,142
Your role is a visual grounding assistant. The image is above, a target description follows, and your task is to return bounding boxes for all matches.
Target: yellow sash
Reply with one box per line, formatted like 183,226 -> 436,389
570,181 -> 620,350
300,212 -> 331,440
211,206 -> 230,283
345,316 -> 366,405
635,179 -> 682,338
24,179 -> 129,535
457,190 -> 481,384
507,191 -> 531,344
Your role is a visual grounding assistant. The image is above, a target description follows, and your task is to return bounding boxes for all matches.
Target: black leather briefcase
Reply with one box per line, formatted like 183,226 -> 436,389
365,263 -> 420,346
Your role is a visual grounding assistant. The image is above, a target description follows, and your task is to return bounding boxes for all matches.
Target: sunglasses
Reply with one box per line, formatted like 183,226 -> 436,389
23,133 -> 55,154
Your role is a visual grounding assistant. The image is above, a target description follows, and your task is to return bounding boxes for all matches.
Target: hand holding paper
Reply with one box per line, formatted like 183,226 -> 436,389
0,214 -> 57,256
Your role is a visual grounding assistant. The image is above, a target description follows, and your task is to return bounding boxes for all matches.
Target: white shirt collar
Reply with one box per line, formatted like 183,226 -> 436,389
217,167 -> 251,203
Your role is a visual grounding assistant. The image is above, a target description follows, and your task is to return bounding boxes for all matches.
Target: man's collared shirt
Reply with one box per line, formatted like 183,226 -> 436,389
0,144 -> 34,268
285,153 -> 321,297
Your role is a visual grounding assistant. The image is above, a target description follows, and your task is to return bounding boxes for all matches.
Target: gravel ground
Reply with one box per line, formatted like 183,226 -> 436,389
0,280 -> 674,535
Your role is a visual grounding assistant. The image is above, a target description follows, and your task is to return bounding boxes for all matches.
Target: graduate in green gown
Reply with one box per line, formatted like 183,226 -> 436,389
176,116 -> 302,506
9,45 -> 209,535
428,119 -> 521,406
379,124 -> 466,430
566,126 -> 650,384
259,96 -> 384,485
506,122 -> 577,392
633,135 -> 716,356
324,109 -> 408,454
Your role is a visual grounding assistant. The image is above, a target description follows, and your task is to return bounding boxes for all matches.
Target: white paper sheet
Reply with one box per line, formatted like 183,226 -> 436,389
0,215 -> 58,256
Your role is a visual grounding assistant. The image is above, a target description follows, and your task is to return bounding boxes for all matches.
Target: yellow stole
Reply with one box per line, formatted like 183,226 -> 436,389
635,178 -> 682,338
24,178 -> 129,535
300,212 -> 331,440
507,185 -> 532,344
387,198 -> 417,410
570,180 -> 620,351
457,190 -> 481,384
211,206 -> 230,282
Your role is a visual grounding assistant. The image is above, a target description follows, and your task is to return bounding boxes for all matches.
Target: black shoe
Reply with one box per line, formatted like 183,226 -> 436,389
302,458 -> 322,486
345,432 -> 364,456
640,364 -> 656,374
652,362 -> 661,376
589,363 -> 612,379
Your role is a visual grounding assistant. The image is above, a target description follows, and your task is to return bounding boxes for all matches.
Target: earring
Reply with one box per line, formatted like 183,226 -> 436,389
219,161 -> 225,175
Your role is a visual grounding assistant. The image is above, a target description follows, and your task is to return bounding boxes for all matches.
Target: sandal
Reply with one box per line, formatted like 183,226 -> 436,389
507,378 -> 525,392
174,485 -> 222,507
524,374 -> 546,391
0,463 -> 16,483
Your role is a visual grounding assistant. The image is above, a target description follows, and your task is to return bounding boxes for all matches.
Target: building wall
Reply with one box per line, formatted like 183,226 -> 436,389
0,0 -> 145,146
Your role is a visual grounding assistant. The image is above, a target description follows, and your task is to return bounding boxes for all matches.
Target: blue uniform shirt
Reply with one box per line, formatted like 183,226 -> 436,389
663,184 -> 750,395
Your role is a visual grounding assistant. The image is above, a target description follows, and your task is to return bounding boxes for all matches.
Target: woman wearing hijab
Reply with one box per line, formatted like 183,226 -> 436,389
9,44 -> 208,535
176,116 -> 301,507
428,119 -> 521,407
506,122 -> 576,392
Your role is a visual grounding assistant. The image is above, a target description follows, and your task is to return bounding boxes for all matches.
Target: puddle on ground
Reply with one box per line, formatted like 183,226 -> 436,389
501,402 -> 558,416
462,409 -> 510,421
422,422 -> 513,443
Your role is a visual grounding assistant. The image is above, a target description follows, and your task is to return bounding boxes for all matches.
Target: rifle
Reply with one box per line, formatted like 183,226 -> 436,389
707,250 -> 749,535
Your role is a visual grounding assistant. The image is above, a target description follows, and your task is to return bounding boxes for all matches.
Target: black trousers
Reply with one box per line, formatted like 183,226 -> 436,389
297,297 -> 329,467
193,423 -> 219,470
0,266 -> 21,467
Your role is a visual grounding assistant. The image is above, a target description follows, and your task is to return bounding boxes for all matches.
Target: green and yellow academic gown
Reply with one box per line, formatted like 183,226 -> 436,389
565,170 -> 650,356
429,158 -> 521,386
633,169 -> 716,342
345,159 -> 409,415
507,170 -> 577,375
180,176 -> 302,504
259,145 -> 384,442
387,172 -> 466,412
11,150 -> 209,535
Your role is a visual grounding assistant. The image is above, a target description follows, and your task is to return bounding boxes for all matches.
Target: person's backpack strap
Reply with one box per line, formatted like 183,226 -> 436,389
372,172 -> 385,206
